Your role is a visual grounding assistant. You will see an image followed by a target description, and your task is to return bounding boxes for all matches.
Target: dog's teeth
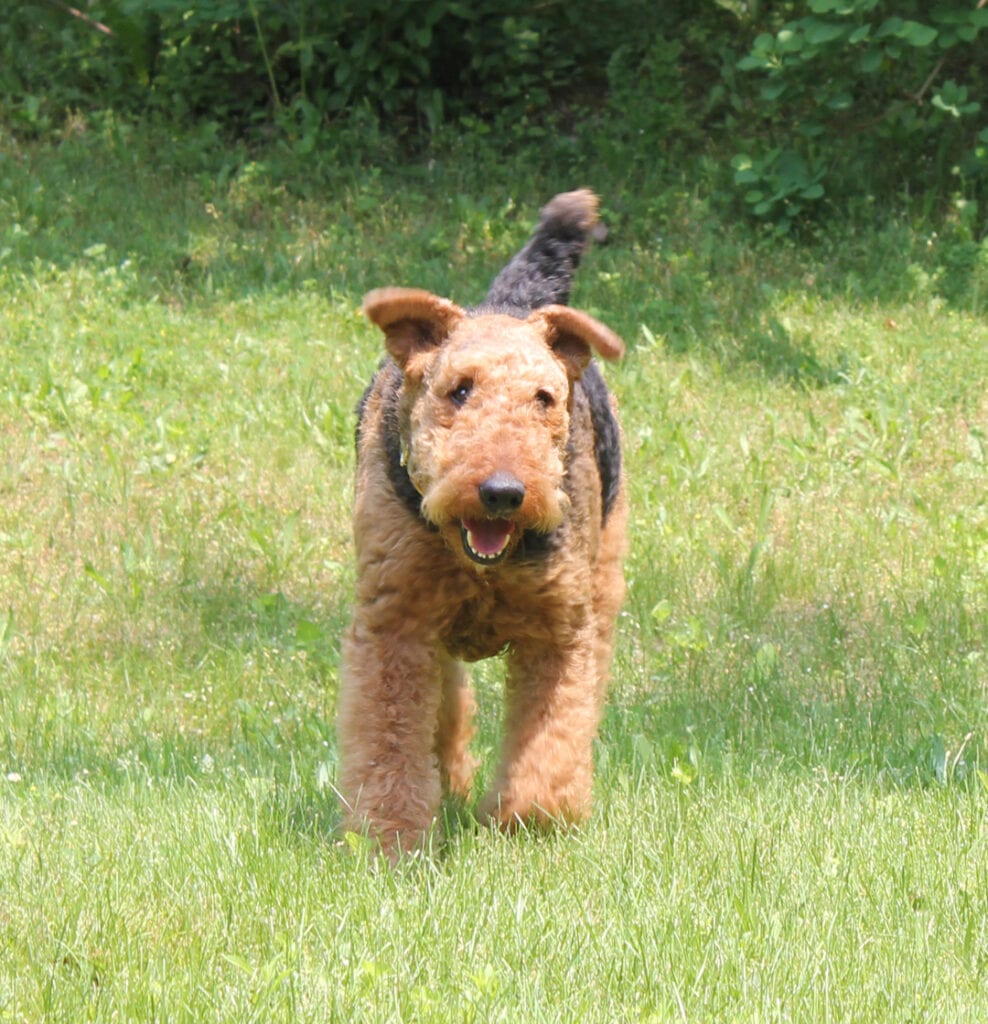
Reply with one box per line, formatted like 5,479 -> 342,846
461,519 -> 513,564
468,530 -> 508,559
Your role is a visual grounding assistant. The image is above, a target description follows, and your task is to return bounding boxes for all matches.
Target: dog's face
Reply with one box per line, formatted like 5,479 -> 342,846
363,288 -> 623,568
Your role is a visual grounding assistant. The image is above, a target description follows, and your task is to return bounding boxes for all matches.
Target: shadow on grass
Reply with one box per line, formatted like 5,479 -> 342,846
189,583 -> 347,676
10,129 -> 983,391
602,668 -> 986,796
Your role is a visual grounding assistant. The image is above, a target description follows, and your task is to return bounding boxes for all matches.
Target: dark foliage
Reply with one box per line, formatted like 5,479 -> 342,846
3,2 -> 987,225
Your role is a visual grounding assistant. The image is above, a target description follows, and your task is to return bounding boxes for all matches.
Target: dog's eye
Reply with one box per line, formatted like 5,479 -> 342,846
535,389 -> 555,409
449,380 -> 473,407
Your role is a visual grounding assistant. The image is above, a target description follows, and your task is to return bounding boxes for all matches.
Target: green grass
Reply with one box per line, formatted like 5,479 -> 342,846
1,124 -> 987,1022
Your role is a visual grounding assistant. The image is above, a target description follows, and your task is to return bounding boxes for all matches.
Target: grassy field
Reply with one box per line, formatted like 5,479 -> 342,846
1,125 -> 987,1022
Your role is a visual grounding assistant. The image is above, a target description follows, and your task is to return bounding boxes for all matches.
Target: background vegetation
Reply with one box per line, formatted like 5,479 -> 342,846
1,2 -> 987,1022
4,1 -> 988,228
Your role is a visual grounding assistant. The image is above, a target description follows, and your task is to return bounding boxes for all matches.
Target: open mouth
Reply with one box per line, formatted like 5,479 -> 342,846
460,518 -> 516,565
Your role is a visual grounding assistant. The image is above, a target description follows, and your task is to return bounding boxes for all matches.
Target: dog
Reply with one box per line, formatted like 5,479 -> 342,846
336,190 -> 626,858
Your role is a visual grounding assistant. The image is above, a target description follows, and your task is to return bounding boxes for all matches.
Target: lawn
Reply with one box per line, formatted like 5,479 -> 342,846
1,125 -> 987,1022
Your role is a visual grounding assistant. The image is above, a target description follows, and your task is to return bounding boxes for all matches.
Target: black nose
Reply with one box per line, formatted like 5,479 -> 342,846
478,472 -> 526,515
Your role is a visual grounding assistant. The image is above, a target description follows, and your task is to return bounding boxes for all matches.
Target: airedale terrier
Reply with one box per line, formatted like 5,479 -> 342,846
337,190 -> 627,857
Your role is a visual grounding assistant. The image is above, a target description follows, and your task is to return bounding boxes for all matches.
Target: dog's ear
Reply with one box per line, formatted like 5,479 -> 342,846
531,305 -> 625,380
363,288 -> 464,369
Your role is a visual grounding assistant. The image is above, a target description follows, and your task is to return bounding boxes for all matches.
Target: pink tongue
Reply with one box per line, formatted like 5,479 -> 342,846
463,518 -> 514,555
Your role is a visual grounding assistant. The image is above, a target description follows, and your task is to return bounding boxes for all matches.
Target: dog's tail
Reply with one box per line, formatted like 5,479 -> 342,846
482,189 -> 605,313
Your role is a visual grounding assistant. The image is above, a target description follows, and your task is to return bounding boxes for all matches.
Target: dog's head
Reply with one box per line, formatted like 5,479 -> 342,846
363,287 -> 623,568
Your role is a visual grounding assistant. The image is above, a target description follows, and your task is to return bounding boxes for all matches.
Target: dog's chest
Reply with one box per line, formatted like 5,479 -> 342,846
439,576 -> 567,662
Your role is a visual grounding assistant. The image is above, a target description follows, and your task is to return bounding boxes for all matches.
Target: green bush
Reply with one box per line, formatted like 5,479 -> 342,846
733,1 -> 988,227
4,2 -> 988,225
0,0 -> 670,141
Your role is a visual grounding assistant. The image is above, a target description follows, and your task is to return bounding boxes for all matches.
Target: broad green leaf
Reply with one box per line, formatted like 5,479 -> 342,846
803,19 -> 848,45
777,28 -> 804,54
825,91 -> 853,111
899,21 -> 937,47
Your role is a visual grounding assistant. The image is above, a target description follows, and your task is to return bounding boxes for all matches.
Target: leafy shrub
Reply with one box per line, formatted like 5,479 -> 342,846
733,1 -> 988,227
731,149 -> 826,233
607,36 -> 690,148
0,3 -> 132,134
5,0 -> 988,229
0,0 -> 670,143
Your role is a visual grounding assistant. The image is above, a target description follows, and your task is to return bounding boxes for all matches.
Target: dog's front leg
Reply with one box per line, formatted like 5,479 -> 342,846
479,630 -> 600,830
434,653 -> 479,799
337,620 -> 444,859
